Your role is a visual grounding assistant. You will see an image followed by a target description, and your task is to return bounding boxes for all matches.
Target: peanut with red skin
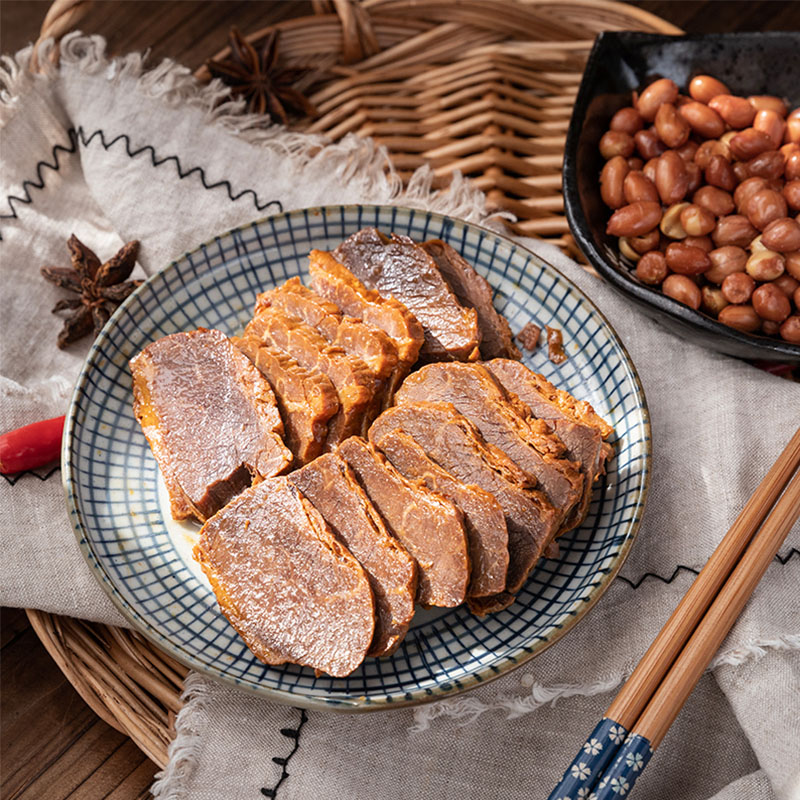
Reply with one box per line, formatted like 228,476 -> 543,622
782,180 -> 800,211
709,95 -> 756,129
637,78 -> 679,121
784,150 -> 800,181
679,101 -> 726,139
705,246 -> 748,284
680,204 -> 716,236
701,286 -> 729,316
606,202 -> 663,237
784,251 -> 800,280
794,285 -> 800,308
745,189 -> 788,231
656,151 -> 688,204
786,109 -> 800,144
771,273 -> 800,298
746,150 -> 784,181
676,140 -> 700,163
734,177 -> 770,213
689,75 -> 730,104
600,156 -> 630,209
779,316 -> 800,343
761,218 -> 800,252
694,140 -> 731,170
732,161 -> 751,183
600,130 -> 635,160
660,202 -> 690,239
729,128 -> 775,160
635,251 -> 669,285
630,229 -> 661,254
627,157 -> 645,171
665,242 -> 711,275
748,96 -> 788,117
610,107 -> 644,135
762,320 -> 782,336
655,103 -> 690,148
685,162 -> 703,195
746,250 -> 785,281
693,185 -> 735,216
662,274 -> 701,309
704,155 -> 736,191
752,283 -> 791,323
712,215 -> 758,248
623,171 -> 659,204
721,272 -> 755,304
718,304 -> 761,332
754,109 -> 786,147
635,128 -> 668,160
684,235 -> 713,252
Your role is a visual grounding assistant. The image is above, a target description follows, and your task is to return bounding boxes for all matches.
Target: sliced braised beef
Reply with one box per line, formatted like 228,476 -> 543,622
130,329 -> 292,522
332,227 -> 481,362
375,429 -> 508,598
394,363 -> 584,533
484,359 -> 611,530
245,309 -> 374,447
256,277 -> 342,340
337,436 -> 469,608
289,453 -> 417,656
368,402 -> 558,594
308,249 -> 423,402
194,476 -> 374,677
235,336 -> 339,466
421,239 -> 520,360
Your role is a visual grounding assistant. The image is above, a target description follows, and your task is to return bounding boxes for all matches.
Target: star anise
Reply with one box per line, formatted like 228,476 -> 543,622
41,235 -> 143,348
206,27 -> 316,123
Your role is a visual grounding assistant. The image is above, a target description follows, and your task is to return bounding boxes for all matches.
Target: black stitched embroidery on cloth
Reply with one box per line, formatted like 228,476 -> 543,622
2,465 -> 61,486
0,125 -> 283,235
262,708 -> 309,798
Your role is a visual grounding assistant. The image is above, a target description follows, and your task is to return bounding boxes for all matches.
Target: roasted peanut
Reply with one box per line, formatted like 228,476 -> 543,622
748,95 -> 788,117
729,128 -> 775,160
684,235 -> 713,252
732,161 -> 751,183
745,189 -> 788,231
786,109 -> 800,144
676,139 -> 700,163
779,316 -> 800,343
704,154 -> 736,191
689,75 -> 730,104
709,95 -> 756,129
721,271 -> 755,304
630,229 -> 661,254
635,128 -> 668,160
680,204 -> 716,236
610,107 -> 645,135
618,237 -> 642,262
750,234 -> 767,253
662,273 -> 701,309
753,109 -> 786,147
771,273 -> 800,298
752,283 -> 792,323
746,150 -> 784,180
734,177 -> 769,213
678,101 -> 726,139
783,180 -> 800,211
761,217 -> 800,252
635,251 -> 668,284
701,286 -> 729,316
794,285 -> 800,309
693,185 -> 735,216
785,149 -> 800,181
746,250 -> 785,281
655,103 -> 690,148
637,78 -> 679,121
606,202 -> 663,237
600,156 -> 630,209
694,139 -> 731,170
623,170 -> 659,204
599,130 -> 635,160
627,157 -> 645,170
705,246 -> 748,284
785,251 -> 800,280
665,242 -> 711,275
762,320 -> 782,336
643,157 -> 659,183
685,162 -> 703,195
712,215 -> 758,248
718,304 -> 761,332
655,151 -> 688,204
660,202 -> 690,238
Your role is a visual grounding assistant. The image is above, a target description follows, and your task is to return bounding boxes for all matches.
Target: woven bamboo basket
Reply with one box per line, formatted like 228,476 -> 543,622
27,0 -> 680,767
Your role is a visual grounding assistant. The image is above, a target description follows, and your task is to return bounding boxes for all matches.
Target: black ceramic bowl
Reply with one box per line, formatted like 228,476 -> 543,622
564,31 -> 800,362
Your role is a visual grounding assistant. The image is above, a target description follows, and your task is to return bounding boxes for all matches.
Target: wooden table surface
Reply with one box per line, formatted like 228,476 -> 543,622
2,2 -> 800,799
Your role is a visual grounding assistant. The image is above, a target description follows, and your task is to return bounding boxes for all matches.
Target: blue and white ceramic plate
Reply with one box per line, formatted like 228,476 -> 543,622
64,205 -> 651,711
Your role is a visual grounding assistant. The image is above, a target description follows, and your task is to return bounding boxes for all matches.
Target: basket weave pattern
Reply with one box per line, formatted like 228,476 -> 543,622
29,0 -> 679,765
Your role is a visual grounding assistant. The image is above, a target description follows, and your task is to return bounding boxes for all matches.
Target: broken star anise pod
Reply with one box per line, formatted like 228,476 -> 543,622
41,235 -> 142,349
206,27 -> 316,123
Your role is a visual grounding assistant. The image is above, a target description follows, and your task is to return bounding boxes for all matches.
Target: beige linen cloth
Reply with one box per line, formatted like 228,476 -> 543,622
1,36 -> 798,800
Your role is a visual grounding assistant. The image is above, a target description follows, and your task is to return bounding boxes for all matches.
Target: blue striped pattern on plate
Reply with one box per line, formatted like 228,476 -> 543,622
64,205 -> 651,710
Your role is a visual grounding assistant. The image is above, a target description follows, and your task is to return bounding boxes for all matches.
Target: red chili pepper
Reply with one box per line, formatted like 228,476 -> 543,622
0,415 -> 65,474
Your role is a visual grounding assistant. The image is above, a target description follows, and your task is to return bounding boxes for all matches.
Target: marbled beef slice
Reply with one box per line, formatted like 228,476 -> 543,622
375,429 -> 508,598
333,227 -> 480,362
235,336 -> 339,466
245,309 -> 374,447
308,249 -> 423,402
289,453 -> 417,656
369,402 -> 558,594
194,476 -> 375,677
130,328 -> 292,522
337,436 -> 469,608
422,239 -> 520,360
394,363 -> 584,533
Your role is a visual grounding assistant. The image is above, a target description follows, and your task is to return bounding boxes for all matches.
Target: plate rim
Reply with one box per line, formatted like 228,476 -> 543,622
63,204 -> 652,712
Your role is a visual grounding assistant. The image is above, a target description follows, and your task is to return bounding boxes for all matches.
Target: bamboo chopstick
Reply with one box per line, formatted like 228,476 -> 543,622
547,427 -> 800,800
